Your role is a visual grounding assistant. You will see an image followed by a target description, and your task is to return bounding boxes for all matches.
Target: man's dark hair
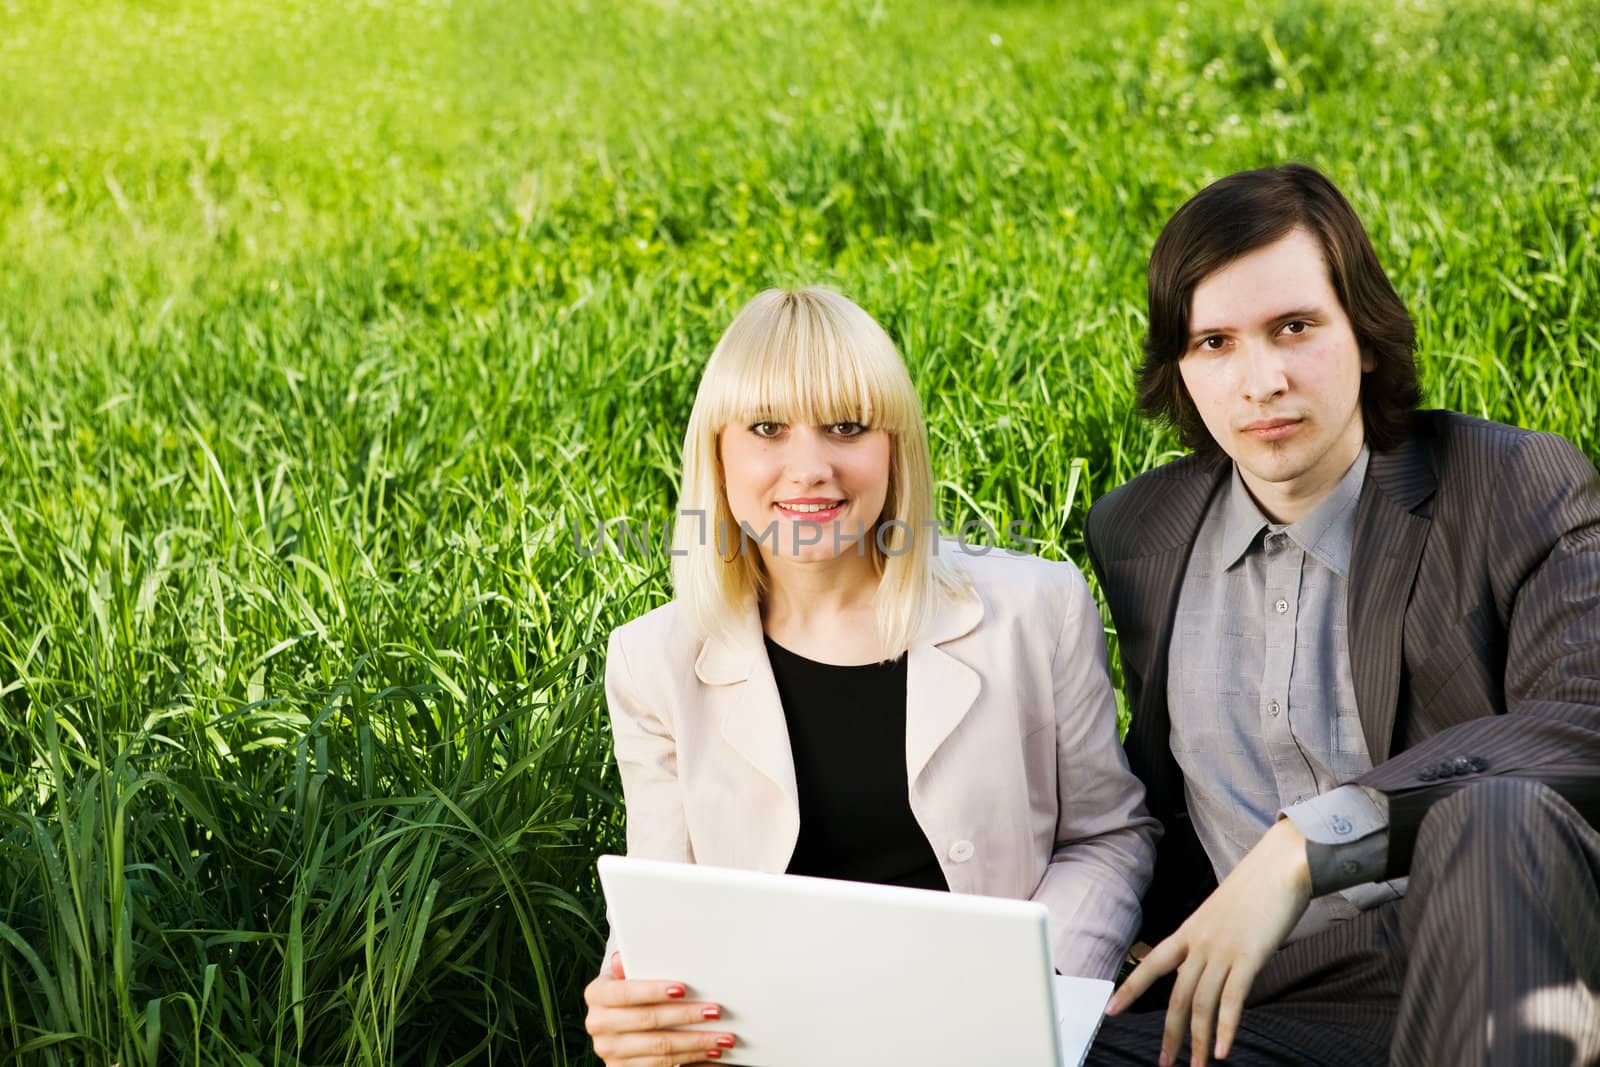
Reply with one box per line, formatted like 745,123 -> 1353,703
1138,163 -> 1421,458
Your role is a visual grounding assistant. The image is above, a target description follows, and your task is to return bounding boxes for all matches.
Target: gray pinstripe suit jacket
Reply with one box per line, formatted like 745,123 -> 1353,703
1085,410 -> 1600,943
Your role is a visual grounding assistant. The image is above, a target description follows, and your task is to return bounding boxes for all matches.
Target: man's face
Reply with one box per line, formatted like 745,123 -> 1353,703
1179,227 -> 1374,520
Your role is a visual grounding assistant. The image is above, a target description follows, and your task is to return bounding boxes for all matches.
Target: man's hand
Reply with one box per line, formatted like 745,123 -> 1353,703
1106,818 -> 1312,1066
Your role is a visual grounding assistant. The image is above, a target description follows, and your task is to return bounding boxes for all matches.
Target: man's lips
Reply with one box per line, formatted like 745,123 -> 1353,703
1238,418 -> 1302,442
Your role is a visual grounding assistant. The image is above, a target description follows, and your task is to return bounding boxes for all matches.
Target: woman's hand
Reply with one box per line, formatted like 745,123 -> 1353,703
584,952 -> 738,1066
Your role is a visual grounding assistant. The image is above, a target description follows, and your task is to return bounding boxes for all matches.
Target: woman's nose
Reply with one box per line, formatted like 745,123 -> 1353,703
781,427 -> 834,484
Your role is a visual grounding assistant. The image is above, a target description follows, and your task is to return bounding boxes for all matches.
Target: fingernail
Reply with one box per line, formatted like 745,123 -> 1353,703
707,1051 -> 722,1060
702,1006 -> 721,1020
665,985 -> 686,999
1106,998 -> 1122,1016
1158,1053 -> 1172,1067
716,1035 -> 736,1048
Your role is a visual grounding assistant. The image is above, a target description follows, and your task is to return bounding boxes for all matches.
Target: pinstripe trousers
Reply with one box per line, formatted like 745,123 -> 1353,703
1087,779 -> 1600,1066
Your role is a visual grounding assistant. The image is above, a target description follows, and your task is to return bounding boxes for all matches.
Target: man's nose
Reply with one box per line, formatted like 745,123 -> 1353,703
1238,340 -> 1288,404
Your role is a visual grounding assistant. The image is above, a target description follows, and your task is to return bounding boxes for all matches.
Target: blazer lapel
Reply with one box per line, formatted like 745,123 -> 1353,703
1348,436 -> 1435,764
905,589 -> 985,790
1114,462 -> 1228,816
696,604 -> 800,826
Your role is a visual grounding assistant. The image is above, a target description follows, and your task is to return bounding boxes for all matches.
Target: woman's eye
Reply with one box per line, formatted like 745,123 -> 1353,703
1198,335 -> 1227,352
750,421 -> 783,438
829,421 -> 867,437
1282,320 -> 1309,336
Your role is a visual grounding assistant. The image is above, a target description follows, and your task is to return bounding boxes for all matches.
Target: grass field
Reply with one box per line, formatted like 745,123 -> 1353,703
1,0 -> 1597,1061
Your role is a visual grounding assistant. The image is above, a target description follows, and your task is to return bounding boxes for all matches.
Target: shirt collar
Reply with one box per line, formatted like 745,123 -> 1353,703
1219,445 -> 1370,576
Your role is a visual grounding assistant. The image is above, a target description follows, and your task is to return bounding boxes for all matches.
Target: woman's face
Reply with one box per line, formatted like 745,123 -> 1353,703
717,417 -> 892,565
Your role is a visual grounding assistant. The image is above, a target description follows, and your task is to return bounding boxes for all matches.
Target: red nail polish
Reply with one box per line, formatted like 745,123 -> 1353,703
702,1006 -> 721,1020
716,1035 -> 736,1048
665,985 -> 686,999
707,1051 -> 722,1060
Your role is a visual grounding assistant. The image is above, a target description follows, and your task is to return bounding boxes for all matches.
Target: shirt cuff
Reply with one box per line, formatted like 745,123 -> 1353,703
1279,785 -> 1390,897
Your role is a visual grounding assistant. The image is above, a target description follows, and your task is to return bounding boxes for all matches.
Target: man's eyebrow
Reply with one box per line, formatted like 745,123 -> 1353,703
1187,306 -> 1326,341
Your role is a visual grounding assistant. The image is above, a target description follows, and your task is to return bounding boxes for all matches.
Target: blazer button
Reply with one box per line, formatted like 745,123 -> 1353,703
1452,757 -> 1474,776
948,840 -> 975,863
1468,757 -> 1488,772
1419,768 -> 1437,782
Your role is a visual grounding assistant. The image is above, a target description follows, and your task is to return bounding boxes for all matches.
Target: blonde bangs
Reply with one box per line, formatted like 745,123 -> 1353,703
693,288 -> 920,439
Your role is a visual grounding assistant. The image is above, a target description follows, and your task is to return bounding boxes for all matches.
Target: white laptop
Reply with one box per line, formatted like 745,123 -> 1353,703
598,855 -> 1112,1067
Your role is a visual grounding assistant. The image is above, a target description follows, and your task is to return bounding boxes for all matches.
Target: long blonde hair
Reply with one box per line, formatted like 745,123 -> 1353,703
671,287 -> 968,655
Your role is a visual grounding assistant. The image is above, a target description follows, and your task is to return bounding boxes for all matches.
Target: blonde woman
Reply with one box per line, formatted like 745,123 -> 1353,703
583,288 -> 1157,1067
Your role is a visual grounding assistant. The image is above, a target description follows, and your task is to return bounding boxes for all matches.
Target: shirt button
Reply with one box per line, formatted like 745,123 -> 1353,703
1341,860 -> 1361,877
948,840 -> 975,863
1275,598 -> 1289,614
1267,701 -> 1281,717
1331,816 -> 1353,835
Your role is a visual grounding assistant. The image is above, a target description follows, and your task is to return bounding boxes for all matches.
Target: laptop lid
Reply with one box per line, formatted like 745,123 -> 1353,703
598,855 -> 1110,1067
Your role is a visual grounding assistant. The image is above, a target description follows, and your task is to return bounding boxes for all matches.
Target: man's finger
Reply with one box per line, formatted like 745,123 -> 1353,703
1213,965 -> 1254,1060
1161,957 -> 1202,1067
1187,963 -> 1229,1067
1107,939 -> 1185,1014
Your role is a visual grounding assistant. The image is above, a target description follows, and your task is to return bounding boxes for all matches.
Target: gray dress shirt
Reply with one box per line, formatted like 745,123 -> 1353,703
1168,447 -> 1405,940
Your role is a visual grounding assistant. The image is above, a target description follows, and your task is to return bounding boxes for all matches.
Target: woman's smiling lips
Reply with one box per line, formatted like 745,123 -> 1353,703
1239,417 -> 1302,442
775,497 -> 848,521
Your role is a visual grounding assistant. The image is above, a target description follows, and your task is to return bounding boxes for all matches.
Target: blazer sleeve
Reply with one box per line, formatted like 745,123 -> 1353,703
1360,430 -> 1600,872
1031,564 -> 1161,980
599,627 -> 695,970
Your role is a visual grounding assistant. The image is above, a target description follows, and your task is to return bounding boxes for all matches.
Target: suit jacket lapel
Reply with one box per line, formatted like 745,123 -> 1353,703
696,605 -> 800,830
905,588 -> 985,790
1106,461 -> 1229,816
1349,435 -> 1436,764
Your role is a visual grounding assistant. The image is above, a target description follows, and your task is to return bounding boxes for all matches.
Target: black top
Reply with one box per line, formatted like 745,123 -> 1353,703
763,636 -> 949,892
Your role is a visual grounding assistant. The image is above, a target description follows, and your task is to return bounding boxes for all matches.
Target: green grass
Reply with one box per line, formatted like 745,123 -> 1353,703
1,0 -> 1597,1061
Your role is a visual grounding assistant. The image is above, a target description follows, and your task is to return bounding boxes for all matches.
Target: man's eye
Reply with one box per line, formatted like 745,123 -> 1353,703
750,421 -> 784,438
829,421 -> 867,437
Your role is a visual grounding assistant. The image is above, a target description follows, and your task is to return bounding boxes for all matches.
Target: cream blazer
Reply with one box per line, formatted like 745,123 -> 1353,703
602,548 -> 1159,980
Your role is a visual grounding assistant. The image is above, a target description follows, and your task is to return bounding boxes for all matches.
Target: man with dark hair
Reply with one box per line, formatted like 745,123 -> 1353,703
1084,163 -> 1600,1066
